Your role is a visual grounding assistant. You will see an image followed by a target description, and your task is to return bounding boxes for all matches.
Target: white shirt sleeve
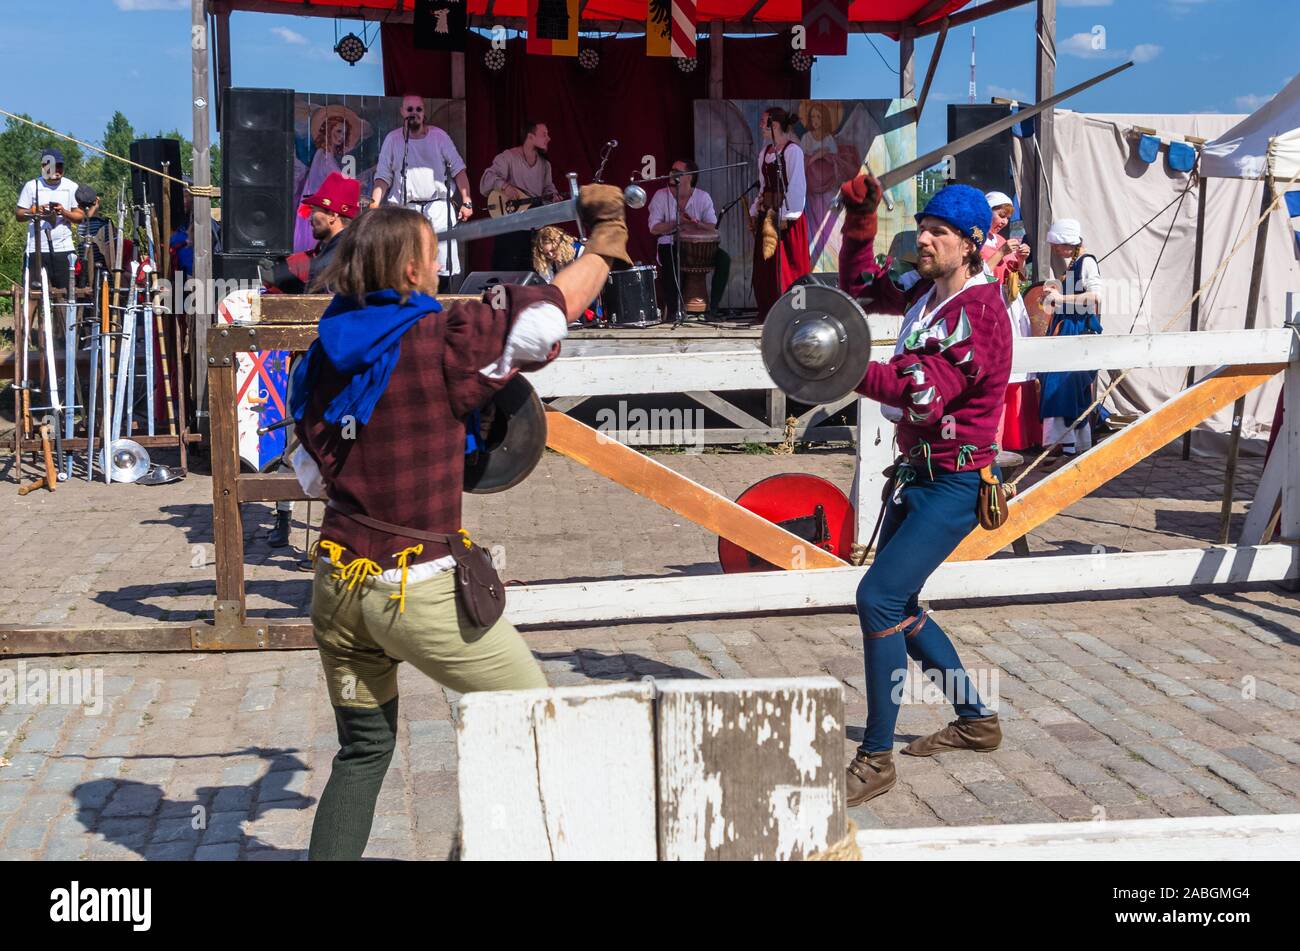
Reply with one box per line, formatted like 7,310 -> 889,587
437,128 -> 467,179
477,301 -> 568,380
375,133 -> 397,186
291,444 -> 327,499
698,190 -> 717,226
782,143 -> 806,219
17,179 -> 35,208
1078,256 -> 1102,294
647,189 -> 671,235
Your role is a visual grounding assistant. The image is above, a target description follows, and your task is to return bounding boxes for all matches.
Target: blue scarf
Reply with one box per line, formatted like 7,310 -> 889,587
290,289 -> 442,426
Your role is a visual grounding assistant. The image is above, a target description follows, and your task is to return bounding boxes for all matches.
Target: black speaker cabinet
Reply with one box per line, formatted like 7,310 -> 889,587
222,88 -> 295,255
215,251 -> 268,285
946,104 -> 1016,200
130,138 -> 186,221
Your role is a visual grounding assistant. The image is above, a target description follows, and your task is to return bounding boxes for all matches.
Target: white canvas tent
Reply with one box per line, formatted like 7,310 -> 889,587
1021,97 -> 1300,456
1201,73 -> 1300,182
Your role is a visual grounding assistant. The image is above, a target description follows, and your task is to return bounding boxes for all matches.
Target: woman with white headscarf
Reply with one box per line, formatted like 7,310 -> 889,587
1038,218 -> 1103,458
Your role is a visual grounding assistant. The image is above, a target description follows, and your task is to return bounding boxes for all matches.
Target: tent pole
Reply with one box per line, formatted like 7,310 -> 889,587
191,0 -> 214,439
1217,174 -> 1276,543
1181,175 -> 1209,460
1032,0 -> 1055,271
898,26 -> 915,100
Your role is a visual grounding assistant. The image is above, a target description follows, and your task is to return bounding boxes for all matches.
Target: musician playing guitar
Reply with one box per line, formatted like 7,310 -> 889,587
479,120 -> 560,271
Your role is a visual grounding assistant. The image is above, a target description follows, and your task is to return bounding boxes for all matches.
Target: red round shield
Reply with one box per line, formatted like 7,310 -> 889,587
718,473 -> 856,573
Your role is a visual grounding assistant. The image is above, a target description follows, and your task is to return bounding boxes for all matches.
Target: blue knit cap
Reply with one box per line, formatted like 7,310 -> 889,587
915,184 -> 992,245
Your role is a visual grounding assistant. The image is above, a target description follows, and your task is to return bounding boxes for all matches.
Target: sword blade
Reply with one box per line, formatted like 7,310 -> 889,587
438,198 -> 578,244
878,61 -> 1134,191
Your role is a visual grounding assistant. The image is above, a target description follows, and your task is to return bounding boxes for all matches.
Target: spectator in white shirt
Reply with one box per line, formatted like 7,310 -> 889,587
16,148 -> 84,289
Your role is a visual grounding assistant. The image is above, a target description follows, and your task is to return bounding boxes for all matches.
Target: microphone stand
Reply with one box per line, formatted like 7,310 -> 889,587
593,141 -> 616,184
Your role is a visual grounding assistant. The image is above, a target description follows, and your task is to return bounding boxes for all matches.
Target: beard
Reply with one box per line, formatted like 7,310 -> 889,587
915,253 -> 943,279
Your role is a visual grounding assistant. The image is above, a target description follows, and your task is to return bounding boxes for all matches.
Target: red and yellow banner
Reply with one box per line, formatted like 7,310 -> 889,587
526,0 -> 579,56
647,0 -> 697,59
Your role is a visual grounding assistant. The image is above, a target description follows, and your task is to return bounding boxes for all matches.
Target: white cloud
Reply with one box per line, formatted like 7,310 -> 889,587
113,0 -> 188,10
987,84 -> 1030,102
1060,31 -> 1117,59
272,26 -> 308,46
1234,93 -> 1271,112
1130,43 -> 1162,63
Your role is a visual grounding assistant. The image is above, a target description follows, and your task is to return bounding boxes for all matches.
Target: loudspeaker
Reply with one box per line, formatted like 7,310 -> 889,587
215,251 -> 267,285
130,138 -> 186,220
946,104 -> 1015,199
457,271 -> 541,294
222,88 -> 295,255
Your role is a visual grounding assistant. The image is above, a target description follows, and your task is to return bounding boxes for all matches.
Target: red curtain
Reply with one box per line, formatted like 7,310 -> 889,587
381,28 -> 809,270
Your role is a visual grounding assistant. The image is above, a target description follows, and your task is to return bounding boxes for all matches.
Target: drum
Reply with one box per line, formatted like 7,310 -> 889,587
678,232 -> 719,314
603,265 -> 661,328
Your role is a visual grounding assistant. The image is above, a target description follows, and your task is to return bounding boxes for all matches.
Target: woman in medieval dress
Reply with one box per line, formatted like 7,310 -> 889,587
293,104 -> 370,253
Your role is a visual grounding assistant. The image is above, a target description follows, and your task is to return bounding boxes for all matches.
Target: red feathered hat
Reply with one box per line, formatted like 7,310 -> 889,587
299,172 -> 360,220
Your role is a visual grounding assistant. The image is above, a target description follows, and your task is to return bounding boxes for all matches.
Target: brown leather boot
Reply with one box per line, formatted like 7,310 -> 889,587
901,713 -> 1001,757
845,750 -> 896,806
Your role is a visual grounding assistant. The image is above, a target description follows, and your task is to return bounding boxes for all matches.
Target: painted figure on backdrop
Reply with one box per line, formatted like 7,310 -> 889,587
799,101 -> 861,264
294,104 -> 371,253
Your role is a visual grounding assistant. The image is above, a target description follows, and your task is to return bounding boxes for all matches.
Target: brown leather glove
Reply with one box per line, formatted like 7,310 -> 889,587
840,172 -> 882,243
577,184 -> 632,268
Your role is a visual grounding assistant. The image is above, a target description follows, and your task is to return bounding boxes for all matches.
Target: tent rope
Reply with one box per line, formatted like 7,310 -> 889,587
1010,164 -> 1300,491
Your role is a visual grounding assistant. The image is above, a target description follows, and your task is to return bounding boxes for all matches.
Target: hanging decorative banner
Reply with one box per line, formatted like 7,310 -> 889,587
802,0 -> 848,56
415,0 -> 468,52
647,0 -> 697,59
527,0 -> 580,56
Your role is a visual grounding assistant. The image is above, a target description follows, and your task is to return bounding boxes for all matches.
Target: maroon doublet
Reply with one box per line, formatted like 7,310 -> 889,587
297,284 -> 565,571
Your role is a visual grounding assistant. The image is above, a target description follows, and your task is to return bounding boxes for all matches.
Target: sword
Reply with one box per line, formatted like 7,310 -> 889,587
438,173 -> 648,244
844,61 -> 1134,201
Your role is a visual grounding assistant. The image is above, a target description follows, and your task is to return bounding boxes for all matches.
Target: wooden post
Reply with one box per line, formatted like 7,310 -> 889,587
1217,175 -> 1275,543
1282,304 -> 1300,555
1033,0 -> 1056,271
456,683 -> 658,861
1181,177 -> 1209,460
215,4 -> 231,132
709,22 -> 724,99
208,356 -> 245,619
191,0 -> 214,439
898,26 -> 916,100
657,678 -> 845,860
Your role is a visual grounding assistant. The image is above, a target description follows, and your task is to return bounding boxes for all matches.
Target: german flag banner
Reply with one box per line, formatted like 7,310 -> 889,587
527,0 -> 579,56
647,0 -> 697,59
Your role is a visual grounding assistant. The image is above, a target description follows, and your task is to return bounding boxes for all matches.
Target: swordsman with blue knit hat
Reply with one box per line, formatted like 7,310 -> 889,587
840,183 -> 1013,806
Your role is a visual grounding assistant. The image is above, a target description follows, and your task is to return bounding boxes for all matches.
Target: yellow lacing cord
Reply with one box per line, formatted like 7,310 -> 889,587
458,529 -> 473,549
389,544 -> 425,614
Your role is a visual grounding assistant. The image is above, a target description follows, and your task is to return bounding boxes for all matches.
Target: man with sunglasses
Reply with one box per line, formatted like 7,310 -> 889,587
372,95 -> 473,287
15,148 -> 85,290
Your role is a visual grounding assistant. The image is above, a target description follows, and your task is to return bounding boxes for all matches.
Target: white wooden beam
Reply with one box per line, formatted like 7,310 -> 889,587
855,813 -> 1300,861
456,682 -> 657,861
1239,427 -> 1286,545
525,330 -> 1294,398
507,545 -> 1298,626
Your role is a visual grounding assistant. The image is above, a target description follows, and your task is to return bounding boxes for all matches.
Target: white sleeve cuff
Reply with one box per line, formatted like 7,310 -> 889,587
291,443 -> 327,499
477,301 -> 567,380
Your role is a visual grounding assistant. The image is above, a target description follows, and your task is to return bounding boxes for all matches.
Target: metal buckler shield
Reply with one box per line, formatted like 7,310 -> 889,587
761,284 -> 873,405
464,374 -> 548,494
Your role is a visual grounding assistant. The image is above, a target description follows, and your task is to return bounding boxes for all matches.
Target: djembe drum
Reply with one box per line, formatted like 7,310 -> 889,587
678,228 -> 720,314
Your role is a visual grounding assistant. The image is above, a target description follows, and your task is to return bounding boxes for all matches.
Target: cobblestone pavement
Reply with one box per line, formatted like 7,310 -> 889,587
1,444 -> 1297,859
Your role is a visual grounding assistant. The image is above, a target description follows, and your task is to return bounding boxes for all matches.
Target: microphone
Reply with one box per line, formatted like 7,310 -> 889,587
605,139 -> 618,149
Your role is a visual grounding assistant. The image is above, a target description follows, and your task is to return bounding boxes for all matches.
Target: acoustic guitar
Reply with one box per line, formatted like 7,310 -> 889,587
485,189 -> 549,218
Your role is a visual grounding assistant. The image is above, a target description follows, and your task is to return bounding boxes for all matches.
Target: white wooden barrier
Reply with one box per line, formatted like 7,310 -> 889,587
855,814 -> 1300,861
456,677 -> 845,861
513,327 -> 1299,625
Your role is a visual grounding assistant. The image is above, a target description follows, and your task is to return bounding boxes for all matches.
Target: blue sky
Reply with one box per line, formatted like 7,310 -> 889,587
0,0 -> 1294,158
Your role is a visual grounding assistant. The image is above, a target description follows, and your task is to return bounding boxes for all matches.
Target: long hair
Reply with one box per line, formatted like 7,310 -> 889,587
314,205 -> 435,302
531,225 -> 574,278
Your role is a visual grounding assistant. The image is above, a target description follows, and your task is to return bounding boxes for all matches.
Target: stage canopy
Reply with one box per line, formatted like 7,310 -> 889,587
220,0 -> 974,27
1201,73 -> 1300,182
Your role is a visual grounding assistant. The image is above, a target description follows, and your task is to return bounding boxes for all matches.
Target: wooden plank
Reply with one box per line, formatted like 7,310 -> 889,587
238,473 -> 303,502
208,361 -> 246,616
456,683 -> 657,861
1181,180 -> 1209,459
1239,428 -> 1285,545
502,544 -> 1299,626
948,364 -> 1285,562
684,390 -> 771,431
544,411 -> 846,570
898,27 -> 915,100
0,625 -> 195,656
657,678 -> 845,860
914,16 -> 949,122
855,814 -> 1300,861
253,293 -> 480,325
191,0 -> 214,432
